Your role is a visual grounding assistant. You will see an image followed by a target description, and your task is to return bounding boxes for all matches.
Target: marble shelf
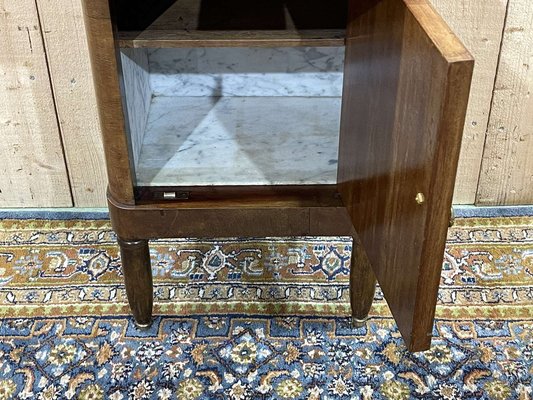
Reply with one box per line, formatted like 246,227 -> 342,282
136,96 -> 342,186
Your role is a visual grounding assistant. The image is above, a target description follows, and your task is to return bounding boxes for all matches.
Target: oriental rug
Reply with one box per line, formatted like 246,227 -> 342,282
0,217 -> 531,399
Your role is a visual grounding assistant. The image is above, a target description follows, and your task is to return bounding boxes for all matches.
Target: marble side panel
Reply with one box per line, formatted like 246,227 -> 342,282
137,96 -> 341,186
120,48 -> 152,168
148,47 -> 345,97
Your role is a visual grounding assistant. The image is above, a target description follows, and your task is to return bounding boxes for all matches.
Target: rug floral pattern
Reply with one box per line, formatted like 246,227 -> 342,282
0,217 -> 531,399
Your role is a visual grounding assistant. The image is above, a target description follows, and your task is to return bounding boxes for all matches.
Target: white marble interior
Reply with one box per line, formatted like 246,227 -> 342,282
119,46 -> 345,185
148,47 -> 345,97
120,48 -> 152,167
137,96 -> 341,186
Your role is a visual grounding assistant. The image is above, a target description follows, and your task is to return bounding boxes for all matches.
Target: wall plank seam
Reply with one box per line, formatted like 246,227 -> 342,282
34,0 -> 108,207
0,0 -> 73,207
474,0 -> 511,205
33,0 -> 75,206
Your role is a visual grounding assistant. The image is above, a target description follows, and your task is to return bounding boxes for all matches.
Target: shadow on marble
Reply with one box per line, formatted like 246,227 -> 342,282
137,96 -> 341,186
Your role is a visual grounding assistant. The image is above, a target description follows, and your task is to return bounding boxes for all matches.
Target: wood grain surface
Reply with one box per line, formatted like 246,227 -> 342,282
0,0 -> 72,207
349,231 -> 377,322
429,0 -> 509,205
117,238 -> 153,326
108,185 -> 353,239
477,0 -> 533,205
338,0 -> 474,351
81,0 -> 136,205
36,0 -> 108,207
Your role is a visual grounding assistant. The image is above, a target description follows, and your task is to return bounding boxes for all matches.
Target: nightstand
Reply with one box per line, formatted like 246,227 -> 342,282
81,0 -> 473,352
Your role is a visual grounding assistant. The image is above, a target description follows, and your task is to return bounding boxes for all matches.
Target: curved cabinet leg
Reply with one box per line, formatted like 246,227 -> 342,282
118,238 -> 153,328
350,233 -> 377,327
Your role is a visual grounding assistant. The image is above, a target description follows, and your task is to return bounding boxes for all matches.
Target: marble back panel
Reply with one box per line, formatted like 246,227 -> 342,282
148,47 -> 345,97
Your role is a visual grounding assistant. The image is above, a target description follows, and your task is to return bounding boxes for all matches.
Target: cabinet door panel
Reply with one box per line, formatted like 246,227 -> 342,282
339,0 -> 473,351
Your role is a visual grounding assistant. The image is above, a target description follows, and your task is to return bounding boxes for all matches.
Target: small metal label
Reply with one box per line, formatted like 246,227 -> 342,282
163,192 -> 177,199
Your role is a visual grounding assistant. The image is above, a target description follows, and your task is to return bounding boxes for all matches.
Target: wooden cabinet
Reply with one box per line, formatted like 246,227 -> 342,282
82,0 -> 473,352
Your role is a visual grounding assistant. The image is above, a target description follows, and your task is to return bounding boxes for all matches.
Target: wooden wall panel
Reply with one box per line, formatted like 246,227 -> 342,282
429,0 -> 509,204
0,0 -> 72,207
1,0 -> 531,207
36,0 -> 108,207
477,0 -> 533,205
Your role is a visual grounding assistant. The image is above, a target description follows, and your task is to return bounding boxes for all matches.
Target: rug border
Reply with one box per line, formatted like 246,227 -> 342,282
0,205 -> 532,220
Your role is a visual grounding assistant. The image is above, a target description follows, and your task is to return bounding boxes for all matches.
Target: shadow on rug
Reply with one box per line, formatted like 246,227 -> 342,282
0,217 -> 531,399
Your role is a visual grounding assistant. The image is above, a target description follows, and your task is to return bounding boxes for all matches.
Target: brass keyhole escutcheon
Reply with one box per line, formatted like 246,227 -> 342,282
415,192 -> 426,205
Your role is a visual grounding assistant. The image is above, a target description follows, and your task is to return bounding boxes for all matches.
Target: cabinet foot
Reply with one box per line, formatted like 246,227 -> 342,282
350,233 -> 377,323
118,238 -> 153,327
134,321 -> 153,330
351,316 -> 369,328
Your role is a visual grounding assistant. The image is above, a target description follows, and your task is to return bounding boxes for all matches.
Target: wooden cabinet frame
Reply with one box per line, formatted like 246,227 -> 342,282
82,0 -> 473,352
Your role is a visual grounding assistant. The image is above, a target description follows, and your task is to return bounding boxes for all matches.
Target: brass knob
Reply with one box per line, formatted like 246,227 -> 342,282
415,192 -> 426,205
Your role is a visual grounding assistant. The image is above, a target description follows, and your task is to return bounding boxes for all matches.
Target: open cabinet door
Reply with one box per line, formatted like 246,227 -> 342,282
338,0 -> 473,352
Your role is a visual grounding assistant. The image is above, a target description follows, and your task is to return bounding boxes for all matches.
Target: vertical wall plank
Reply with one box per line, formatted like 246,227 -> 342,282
477,0 -> 533,205
429,0 -> 509,204
3,0 -> 527,207
0,0 -> 72,207
36,0 -> 108,207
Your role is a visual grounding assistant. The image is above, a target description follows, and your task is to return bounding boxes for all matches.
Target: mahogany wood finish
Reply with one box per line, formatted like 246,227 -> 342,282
117,238 -> 153,326
349,232 -> 377,325
108,189 -> 352,240
82,0 -> 135,205
82,0 -> 473,352
134,185 -> 343,206
338,0 -> 474,351
110,198 -> 376,326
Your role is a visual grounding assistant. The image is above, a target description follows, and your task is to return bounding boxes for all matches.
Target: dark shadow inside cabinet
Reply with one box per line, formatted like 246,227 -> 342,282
114,0 -> 349,198
115,0 -> 347,32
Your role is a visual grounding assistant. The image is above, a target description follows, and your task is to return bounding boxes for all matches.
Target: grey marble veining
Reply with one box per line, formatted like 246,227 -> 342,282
137,96 -> 341,186
148,47 -> 345,97
120,48 -> 152,167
